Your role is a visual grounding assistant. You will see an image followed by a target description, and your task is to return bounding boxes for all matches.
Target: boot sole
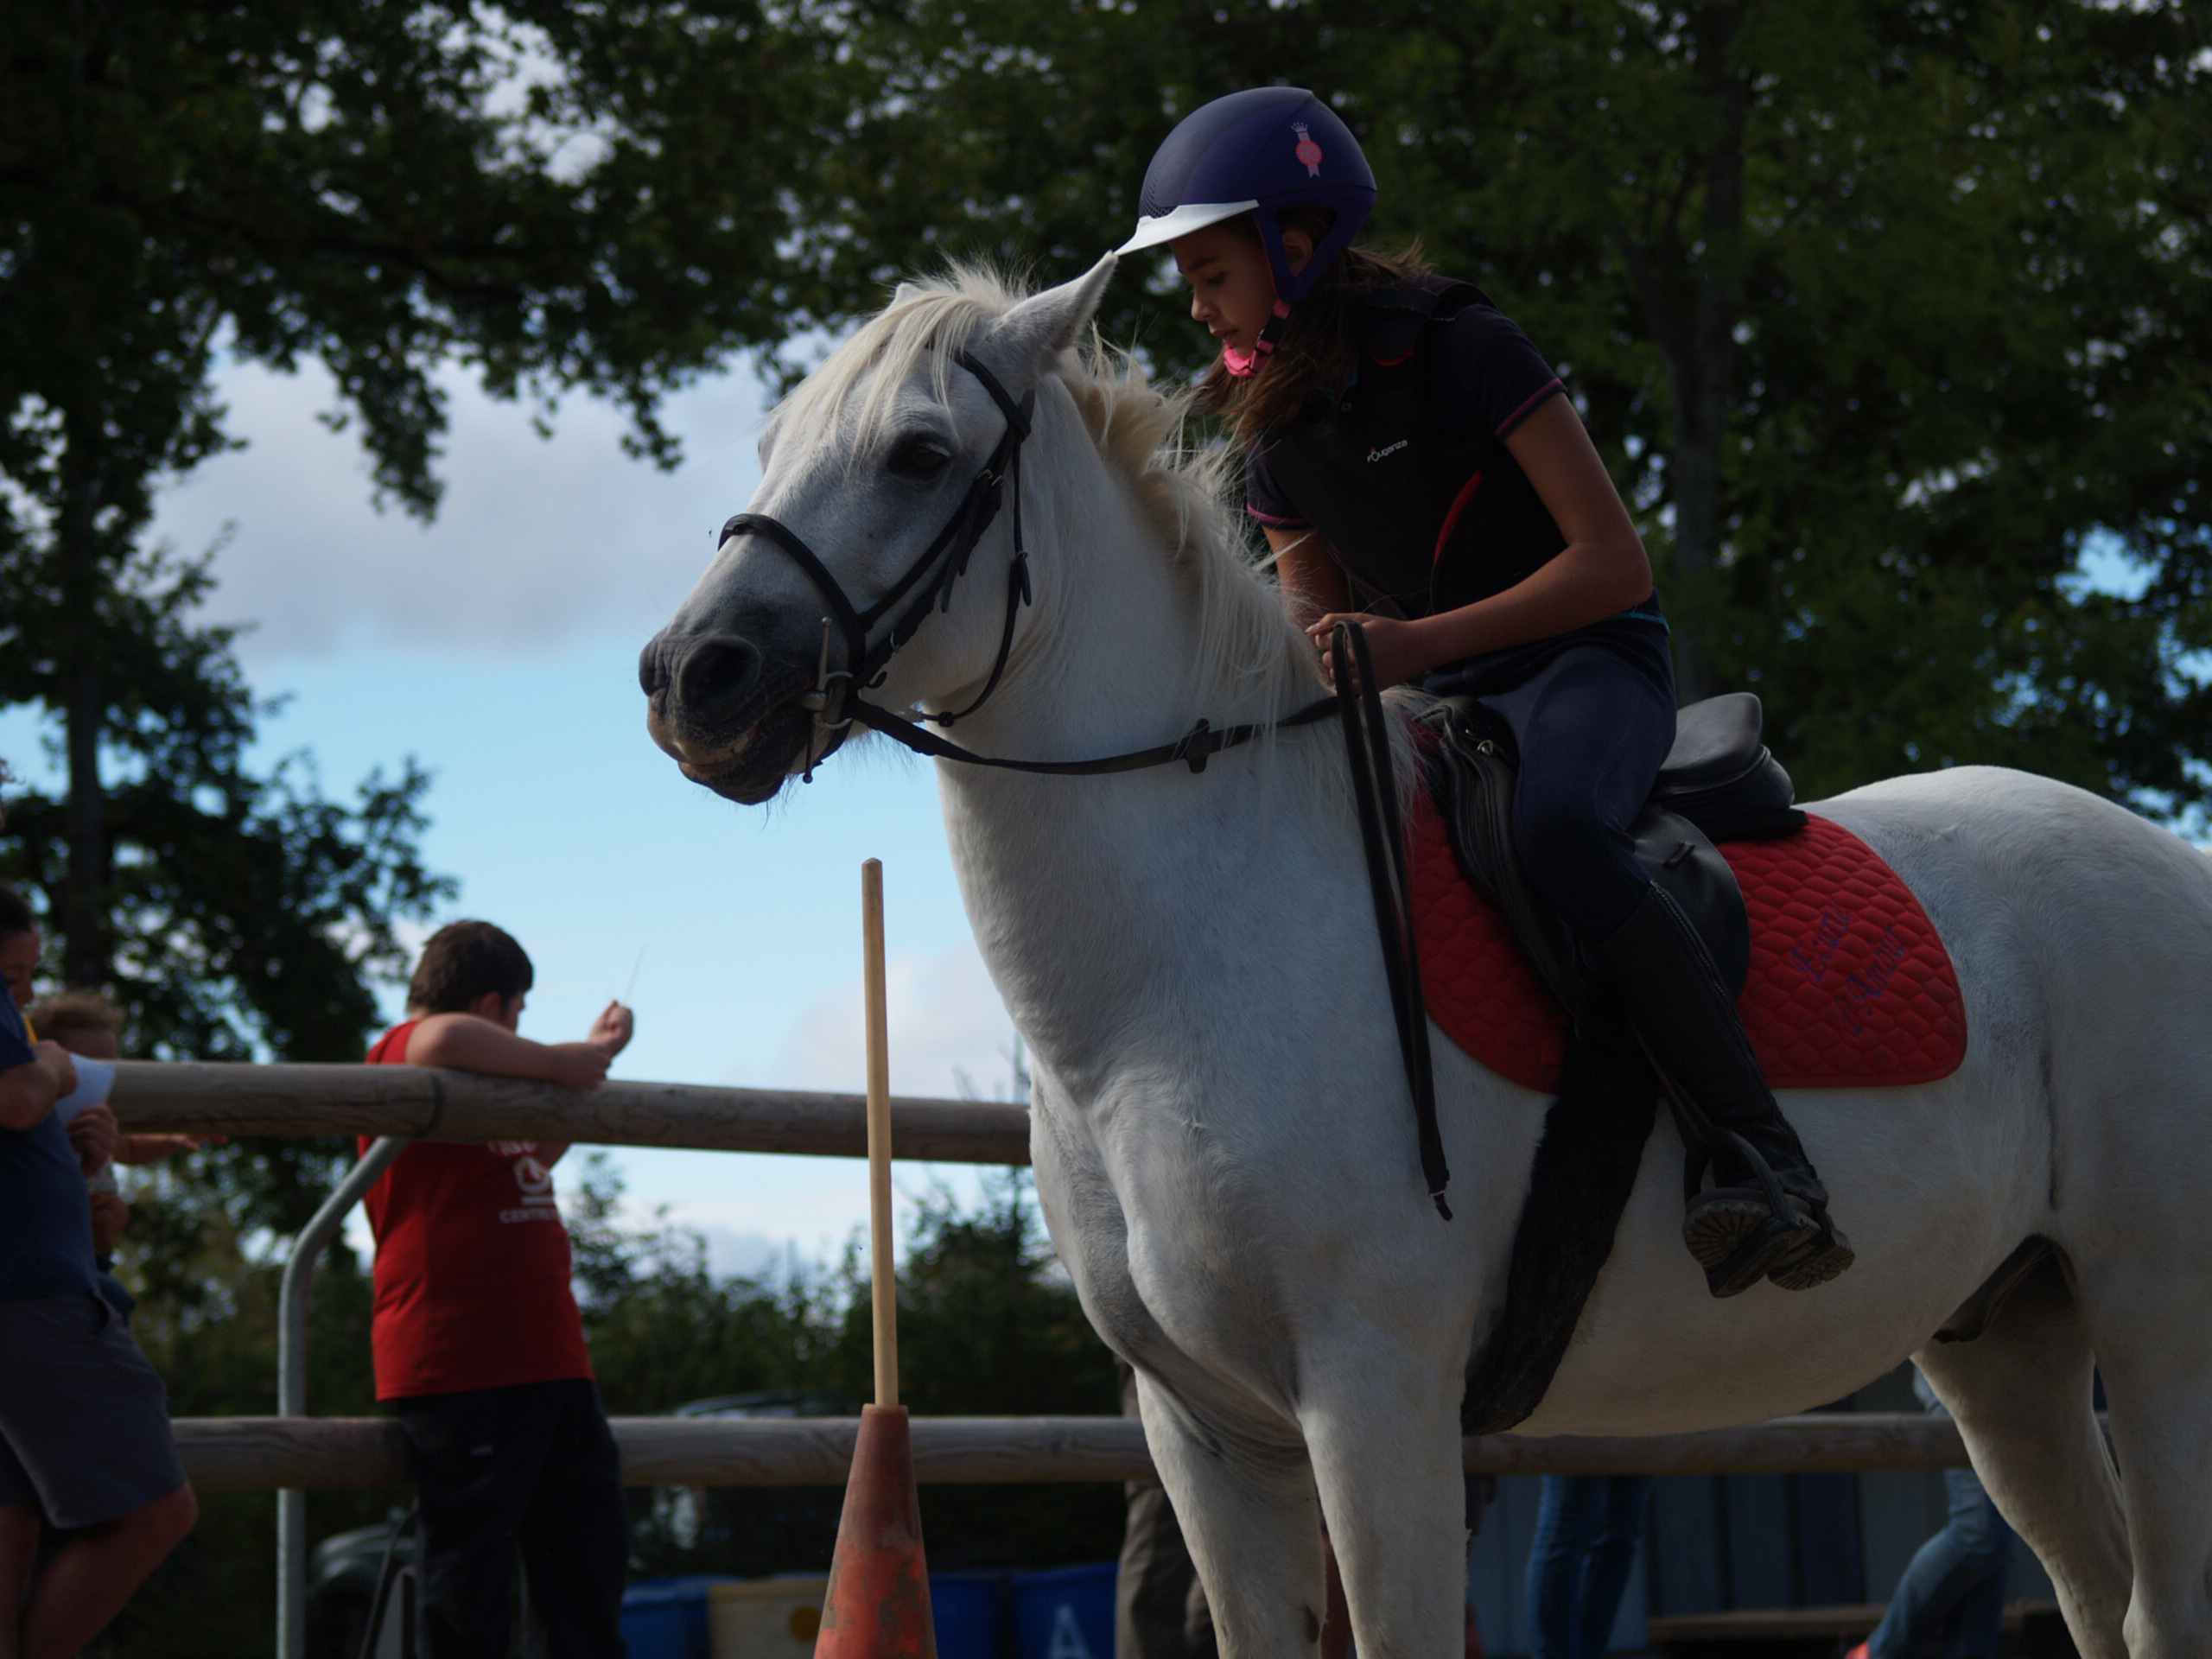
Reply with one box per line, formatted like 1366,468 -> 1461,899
1685,1195 -> 1816,1298
1767,1228 -> 1856,1292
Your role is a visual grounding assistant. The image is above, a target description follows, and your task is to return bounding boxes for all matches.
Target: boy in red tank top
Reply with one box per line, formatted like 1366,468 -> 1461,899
362,921 -> 633,1659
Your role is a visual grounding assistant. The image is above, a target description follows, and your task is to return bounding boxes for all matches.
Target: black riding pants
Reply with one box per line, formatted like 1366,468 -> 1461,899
1427,614 -> 1677,947
393,1378 -> 629,1659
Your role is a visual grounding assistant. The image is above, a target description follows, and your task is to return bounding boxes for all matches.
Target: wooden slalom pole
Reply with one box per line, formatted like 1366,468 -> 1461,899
863,857 -> 899,1409
817,858 -> 937,1657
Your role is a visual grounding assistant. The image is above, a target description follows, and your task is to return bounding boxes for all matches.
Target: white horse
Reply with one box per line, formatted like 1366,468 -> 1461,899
641,260 -> 2212,1659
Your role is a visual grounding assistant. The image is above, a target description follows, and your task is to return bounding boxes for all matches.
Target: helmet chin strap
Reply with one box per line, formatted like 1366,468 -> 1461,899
1223,298 -> 1294,378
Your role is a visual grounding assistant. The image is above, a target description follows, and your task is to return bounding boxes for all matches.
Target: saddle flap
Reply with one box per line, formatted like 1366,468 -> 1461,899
1631,806 -> 1750,999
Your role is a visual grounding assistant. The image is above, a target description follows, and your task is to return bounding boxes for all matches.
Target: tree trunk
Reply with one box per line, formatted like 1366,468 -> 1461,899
1615,4 -> 1747,706
57,412 -> 107,989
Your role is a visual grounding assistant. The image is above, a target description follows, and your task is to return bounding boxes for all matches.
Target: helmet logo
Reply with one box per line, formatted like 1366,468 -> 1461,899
1292,122 -> 1324,178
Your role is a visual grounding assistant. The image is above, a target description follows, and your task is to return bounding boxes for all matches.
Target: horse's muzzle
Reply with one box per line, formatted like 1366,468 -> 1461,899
639,626 -> 814,804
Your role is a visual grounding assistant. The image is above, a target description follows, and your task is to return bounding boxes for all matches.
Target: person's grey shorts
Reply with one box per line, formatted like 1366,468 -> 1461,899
0,1290 -> 188,1529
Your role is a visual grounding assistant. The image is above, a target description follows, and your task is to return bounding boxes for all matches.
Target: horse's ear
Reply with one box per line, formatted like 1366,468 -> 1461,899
890,281 -> 925,308
975,255 -> 1118,385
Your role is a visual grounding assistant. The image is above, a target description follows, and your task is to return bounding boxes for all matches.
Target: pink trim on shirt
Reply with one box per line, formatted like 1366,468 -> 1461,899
1433,470 -> 1486,564
1495,378 -> 1564,438
1247,505 -> 1312,529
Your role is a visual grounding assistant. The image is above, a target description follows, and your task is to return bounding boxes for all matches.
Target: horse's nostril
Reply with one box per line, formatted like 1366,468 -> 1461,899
639,637 -> 671,698
674,636 -> 763,727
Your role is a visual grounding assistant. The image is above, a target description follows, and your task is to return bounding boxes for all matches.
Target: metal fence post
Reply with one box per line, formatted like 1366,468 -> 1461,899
277,1136 -> 410,1659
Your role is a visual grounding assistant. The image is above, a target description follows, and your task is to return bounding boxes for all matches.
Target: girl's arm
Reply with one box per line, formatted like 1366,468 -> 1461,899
1266,525 -> 1353,625
1307,395 -> 1653,687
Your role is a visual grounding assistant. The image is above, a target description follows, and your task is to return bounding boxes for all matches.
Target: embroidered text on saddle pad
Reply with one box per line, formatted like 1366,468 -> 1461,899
1409,805 -> 1968,1091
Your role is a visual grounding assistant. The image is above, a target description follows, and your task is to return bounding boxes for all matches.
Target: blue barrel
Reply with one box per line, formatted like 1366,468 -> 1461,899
620,1575 -> 727,1659
928,1571 -> 1006,1659
1011,1563 -> 1116,1659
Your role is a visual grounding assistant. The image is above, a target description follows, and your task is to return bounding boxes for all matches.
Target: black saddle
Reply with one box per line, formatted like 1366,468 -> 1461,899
1421,691 -> 1803,1006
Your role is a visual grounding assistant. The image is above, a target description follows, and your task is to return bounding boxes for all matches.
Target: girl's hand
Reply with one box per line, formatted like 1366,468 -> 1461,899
1306,613 -> 1439,690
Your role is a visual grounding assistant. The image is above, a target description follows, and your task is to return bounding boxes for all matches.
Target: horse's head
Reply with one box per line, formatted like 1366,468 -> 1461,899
640,257 -> 1117,804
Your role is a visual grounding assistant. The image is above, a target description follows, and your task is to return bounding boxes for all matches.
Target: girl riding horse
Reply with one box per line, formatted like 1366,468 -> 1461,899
1118,86 -> 1851,1298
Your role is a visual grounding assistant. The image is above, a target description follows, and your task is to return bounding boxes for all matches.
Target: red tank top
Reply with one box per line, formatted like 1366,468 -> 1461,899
359,1021 -> 594,1400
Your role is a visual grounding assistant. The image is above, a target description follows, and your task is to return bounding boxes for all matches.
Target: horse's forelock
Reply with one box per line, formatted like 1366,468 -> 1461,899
769,266 -> 1024,470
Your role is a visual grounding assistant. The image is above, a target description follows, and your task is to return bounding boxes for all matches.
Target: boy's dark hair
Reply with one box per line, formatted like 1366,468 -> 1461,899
407,921 -> 534,1014
0,883 -> 35,944
28,990 -> 126,1044
1193,208 -> 1433,447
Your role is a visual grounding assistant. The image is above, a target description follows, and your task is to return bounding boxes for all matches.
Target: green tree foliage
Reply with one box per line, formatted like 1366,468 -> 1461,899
805,0 -> 2212,810
0,0 -> 867,1225
0,537 -> 453,1230
0,0 -> 859,985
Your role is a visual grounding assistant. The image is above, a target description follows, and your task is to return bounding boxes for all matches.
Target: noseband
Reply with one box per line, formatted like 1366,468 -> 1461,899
717,350 -> 1037,779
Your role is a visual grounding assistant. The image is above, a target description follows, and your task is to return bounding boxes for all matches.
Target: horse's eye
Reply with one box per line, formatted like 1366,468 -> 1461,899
890,438 -> 952,480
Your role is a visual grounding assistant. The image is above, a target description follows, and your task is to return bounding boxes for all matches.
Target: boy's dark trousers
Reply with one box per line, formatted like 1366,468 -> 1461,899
393,1378 -> 630,1659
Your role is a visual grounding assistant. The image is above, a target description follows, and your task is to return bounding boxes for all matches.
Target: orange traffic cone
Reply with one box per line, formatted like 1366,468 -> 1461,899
815,1404 -> 935,1657
816,860 -> 936,1657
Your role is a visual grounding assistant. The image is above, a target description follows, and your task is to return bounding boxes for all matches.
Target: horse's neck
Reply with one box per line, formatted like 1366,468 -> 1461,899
931,413 -> 1347,1084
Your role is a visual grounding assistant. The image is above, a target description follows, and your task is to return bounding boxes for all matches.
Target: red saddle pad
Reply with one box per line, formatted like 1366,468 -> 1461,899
1409,796 -> 1967,1092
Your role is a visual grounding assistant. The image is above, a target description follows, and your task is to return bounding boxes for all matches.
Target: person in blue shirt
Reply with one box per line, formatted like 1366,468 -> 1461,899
0,874 -> 198,1659
1116,86 -> 1853,1298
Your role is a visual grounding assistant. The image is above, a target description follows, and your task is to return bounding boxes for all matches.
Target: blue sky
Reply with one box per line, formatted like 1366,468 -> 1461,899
2,348 -> 1022,1273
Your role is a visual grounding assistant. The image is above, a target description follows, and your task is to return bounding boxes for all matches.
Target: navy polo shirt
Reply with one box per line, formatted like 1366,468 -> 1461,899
0,995 -> 96,1301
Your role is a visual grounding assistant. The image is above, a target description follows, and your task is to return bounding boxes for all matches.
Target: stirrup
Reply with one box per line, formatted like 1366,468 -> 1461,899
1681,1128 -> 1820,1299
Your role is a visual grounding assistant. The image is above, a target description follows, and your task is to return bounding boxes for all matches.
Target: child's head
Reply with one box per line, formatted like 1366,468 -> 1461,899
0,883 -> 39,1012
1188,214 -> 1431,446
28,989 -> 125,1059
408,921 -> 535,1027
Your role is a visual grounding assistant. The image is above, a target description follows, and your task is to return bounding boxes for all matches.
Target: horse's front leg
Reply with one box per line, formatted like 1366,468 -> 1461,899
1135,1370 -> 1331,1659
1304,1342 -> 1471,1658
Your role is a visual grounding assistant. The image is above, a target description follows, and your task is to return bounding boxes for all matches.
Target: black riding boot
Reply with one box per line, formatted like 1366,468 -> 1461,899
1593,882 -> 1855,1298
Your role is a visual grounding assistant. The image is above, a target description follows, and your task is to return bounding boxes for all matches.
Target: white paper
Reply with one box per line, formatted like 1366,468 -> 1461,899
49,1056 -> 116,1126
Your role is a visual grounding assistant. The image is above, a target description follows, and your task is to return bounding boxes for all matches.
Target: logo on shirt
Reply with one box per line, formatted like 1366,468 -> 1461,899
1291,122 -> 1324,178
499,1147 -> 559,1223
1366,439 -> 1408,462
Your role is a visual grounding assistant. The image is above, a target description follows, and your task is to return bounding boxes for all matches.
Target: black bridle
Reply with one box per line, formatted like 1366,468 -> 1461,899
717,350 -> 1040,780
715,348 -> 1450,1218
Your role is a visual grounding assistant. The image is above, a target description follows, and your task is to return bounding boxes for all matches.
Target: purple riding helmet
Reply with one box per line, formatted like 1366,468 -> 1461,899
1117,86 -> 1376,377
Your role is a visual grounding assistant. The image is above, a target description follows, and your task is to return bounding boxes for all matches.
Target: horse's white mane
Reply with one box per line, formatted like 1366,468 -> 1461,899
771,264 -> 1411,799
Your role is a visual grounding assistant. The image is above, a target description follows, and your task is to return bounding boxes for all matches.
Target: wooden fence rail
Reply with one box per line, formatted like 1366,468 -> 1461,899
175,1413 -> 1970,1492
106,1061 -> 1031,1166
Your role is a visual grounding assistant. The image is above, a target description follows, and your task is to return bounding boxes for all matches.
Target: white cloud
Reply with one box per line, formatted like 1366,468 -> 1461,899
149,355 -> 771,664
771,939 -> 1023,1101
689,1222 -> 785,1280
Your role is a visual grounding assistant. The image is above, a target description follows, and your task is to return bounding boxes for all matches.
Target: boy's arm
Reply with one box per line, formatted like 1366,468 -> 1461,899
405,1016 -> 611,1091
